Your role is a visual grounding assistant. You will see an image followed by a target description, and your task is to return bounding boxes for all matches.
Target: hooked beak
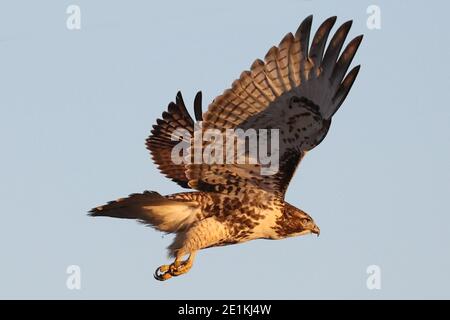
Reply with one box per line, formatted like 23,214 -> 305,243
311,225 -> 320,237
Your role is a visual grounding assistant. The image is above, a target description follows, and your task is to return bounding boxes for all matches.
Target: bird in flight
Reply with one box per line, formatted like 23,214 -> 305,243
90,15 -> 362,281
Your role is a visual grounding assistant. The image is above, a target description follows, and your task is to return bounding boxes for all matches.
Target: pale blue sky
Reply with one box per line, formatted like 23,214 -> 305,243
0,0 -> 449,299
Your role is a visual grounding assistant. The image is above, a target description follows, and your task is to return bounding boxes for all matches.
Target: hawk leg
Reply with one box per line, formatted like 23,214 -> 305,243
154,252 -> 197,281
154,217 -> 228,281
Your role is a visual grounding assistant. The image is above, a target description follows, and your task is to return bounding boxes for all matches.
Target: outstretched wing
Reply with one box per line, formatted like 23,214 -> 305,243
187,16 -> 362,197
146,91 -> 202,188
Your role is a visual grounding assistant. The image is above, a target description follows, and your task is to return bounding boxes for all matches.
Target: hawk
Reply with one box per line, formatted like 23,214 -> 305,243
90,16 -> 362,281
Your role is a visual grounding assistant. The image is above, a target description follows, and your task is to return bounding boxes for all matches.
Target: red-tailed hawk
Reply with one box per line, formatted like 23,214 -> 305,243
90,16 -> 362,281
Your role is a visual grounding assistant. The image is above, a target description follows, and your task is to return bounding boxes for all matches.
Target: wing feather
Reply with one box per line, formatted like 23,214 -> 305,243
159,17 -> 363,197
309,16 -> 337,75
146,92 -> 200,189
331,35 -> 363,86
186,16 -> 362,197
322,20 -> 353,80
295,14 -> 313,82
264,46 -> 285,96
331,65 -> 361,117
276,33 -> 294,91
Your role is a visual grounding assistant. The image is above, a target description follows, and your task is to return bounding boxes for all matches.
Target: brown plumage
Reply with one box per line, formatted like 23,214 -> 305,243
90,16 -> 362,281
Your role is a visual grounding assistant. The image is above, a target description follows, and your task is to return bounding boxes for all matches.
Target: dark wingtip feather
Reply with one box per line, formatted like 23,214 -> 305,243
194,91 -> 203,121
329,64 -> 361,118
295,15 -> 313,38
321,20 -> 354,73
162,111 -> 172,120
331,34 -> 363,84
309,16 -> 338,65
350,64 -> 361,78
295,14 -> 313,39
295,15 -> 314,62
88,207 -> 101,216
174,91 -> 196,127
175,91 -> 186,110
340,20 -> 353,31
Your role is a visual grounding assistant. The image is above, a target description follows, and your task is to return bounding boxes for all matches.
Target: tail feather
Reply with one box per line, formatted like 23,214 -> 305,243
89,191 -> 199,233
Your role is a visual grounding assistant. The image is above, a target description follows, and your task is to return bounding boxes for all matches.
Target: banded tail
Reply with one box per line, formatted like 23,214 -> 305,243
89,191 -> 199,233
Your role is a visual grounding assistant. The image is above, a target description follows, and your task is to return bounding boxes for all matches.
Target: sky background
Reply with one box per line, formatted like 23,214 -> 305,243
0,0 -> 449,299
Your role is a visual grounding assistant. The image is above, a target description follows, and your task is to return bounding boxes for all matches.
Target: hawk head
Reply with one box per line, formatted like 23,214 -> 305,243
274,203 -> 320,238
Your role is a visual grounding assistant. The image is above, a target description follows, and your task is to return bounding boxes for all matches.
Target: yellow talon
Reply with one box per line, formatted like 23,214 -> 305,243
159,265 -> 170,273
171,259 -> 194,276
154,265 -> 173,281
153,252 -> 197,281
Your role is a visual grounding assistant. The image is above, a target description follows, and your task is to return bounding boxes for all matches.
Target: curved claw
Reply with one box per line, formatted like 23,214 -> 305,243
153,254 -> 196,281
154,266 -> 173,281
